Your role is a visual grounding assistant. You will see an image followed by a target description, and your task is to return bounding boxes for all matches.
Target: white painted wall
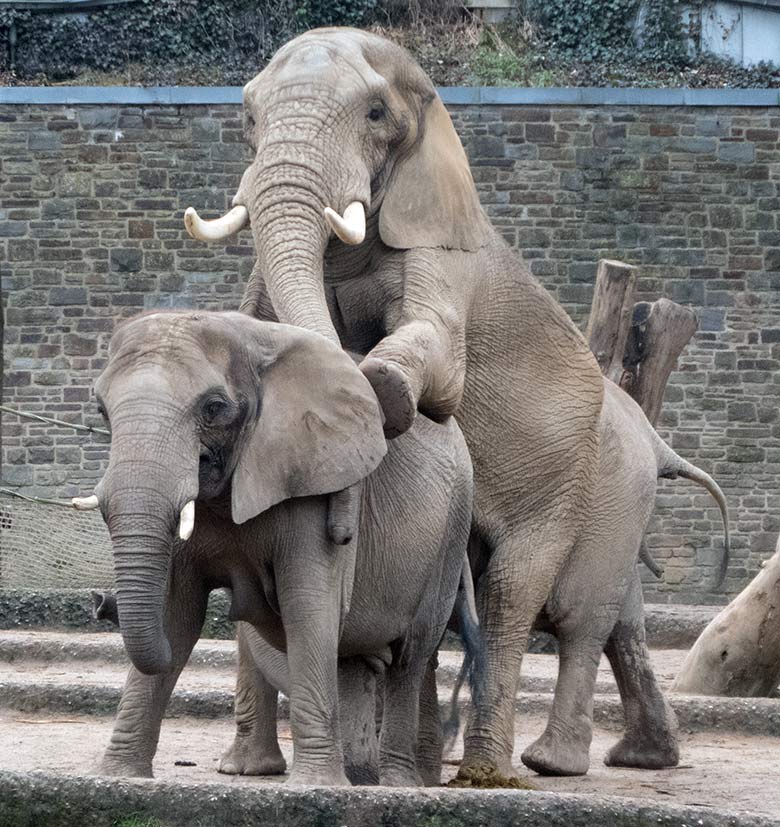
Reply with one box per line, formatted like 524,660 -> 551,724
690,1 -> 780,66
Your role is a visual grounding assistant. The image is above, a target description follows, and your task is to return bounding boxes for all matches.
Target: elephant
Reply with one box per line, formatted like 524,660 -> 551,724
183,28 -> 731,779
78,309 -> 478,786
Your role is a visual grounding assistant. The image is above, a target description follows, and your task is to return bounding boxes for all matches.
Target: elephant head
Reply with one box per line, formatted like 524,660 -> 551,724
77,311 -> 386,676
184,28 -> 490,345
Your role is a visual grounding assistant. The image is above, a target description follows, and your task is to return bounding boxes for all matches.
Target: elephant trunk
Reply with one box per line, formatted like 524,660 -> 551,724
235,101 -> 373,347
102,419 -> 199,676
110,517 -> 173,675
242,171 -> 338,345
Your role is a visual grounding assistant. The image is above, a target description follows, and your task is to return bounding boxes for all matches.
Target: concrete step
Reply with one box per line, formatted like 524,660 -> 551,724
0,630 -> 691,698
0,629 -> 236,668
2,674 -> 778,739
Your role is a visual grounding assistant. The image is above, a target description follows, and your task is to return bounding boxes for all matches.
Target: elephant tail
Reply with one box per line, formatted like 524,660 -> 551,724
91,590 -> 120,627
638,538 -> 664,580
443,551 -> 485,747
653,436 -> 730,588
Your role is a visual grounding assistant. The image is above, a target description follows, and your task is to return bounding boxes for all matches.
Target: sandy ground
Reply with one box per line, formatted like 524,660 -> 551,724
1,711 -> 778,819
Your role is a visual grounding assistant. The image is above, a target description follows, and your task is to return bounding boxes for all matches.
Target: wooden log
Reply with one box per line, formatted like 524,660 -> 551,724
619,298 -> 698,427
673,536 -> 780,697
585,259 -> 638,384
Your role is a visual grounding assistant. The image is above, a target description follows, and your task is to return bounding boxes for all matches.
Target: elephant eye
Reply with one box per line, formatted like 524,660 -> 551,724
243,113 -> 258,147
367,105 -> 385,122
202,397 -> 228,422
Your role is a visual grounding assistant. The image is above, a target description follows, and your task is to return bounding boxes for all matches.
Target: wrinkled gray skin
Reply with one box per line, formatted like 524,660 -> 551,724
219,623 -> 452,785
189,28 -> 729,777
93,310 -> 473,786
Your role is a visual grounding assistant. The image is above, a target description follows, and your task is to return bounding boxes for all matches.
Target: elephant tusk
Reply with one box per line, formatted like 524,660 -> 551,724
178,500 -> 196,541
72,494 -> 99,511
184,205 -> 249,241
323,201 -> 366,246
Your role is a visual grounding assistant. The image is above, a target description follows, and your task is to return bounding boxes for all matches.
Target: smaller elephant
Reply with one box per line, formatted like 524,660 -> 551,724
84,310 -> 477,786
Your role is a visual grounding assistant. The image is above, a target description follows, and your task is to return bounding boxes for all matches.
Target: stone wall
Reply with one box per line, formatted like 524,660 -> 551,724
2,95 -> 779,602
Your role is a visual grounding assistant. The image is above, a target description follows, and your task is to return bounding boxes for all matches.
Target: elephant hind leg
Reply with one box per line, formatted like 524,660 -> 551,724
521,525 -> 641,777
520,622 -> 614,777
603,571 -> 679,770
459,521 -> 577,781
339,657 -> 380,785
218,624 -> 286,777
416,655 -> 443,786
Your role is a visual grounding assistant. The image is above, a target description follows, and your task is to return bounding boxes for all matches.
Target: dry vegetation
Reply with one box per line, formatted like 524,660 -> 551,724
2,0 -> 778,88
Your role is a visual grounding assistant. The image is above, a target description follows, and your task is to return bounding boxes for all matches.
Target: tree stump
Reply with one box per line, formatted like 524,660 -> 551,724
673,536 -> 780,697
585,260 -> 699,582
619,299 -> 698,428
585,259 -> 638,384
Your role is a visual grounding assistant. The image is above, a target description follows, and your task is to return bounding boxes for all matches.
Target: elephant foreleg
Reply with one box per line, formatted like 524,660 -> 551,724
100,566 -> 208,778
361,250 -> 466,438
218,622 -> 287,776
603,571 -> 680,769
275,509 -> 353,786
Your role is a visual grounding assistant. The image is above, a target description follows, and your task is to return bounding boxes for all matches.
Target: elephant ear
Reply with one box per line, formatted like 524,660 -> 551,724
231,323 -> 387,525
379,93 -> 491,252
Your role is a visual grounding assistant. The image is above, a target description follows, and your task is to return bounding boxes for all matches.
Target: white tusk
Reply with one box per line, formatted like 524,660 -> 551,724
323,201 -> 366,246
184,205 -> 249,241
178,500 -> 196,541
72,494 -> 99,511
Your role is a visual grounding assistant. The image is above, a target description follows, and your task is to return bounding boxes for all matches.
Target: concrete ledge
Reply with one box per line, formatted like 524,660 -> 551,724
0,770 -> 775,827
1,86 -> 778,107
0,589 -> 234,639
644,603 -> 720,648
0,590 -> 719,648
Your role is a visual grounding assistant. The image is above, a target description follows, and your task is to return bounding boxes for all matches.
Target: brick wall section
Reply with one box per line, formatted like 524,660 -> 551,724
1,101 -> 779,603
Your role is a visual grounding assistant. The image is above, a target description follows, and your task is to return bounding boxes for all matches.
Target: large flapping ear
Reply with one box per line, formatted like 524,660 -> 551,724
379,92 -> 492,252
231,323 -> 387,525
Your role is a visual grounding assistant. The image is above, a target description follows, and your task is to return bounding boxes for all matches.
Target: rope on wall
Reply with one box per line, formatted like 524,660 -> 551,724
0,404 -> 110,437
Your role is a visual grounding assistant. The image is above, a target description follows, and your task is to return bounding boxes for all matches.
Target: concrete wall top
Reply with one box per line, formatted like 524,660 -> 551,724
1,86 -> 779,107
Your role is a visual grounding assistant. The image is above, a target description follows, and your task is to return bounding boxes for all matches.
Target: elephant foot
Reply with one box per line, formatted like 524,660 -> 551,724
345,759 -> 379,786
360,357 -> 416,439
449,761 -> 536,790
418,763 -> 441,787
379,766 -> 423,787
521,730 -> 590,777
604,734 -> 680,769
218,737 -> 286,776
286,764 -> 350,786
98,754 -> 153,779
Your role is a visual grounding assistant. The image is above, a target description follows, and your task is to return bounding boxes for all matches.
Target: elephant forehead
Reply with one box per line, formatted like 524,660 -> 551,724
246,33 -> 384,106
106,313 -> 234,383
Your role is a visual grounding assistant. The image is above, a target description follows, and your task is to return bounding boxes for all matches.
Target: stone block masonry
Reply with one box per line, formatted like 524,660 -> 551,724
1,92 -> 779,603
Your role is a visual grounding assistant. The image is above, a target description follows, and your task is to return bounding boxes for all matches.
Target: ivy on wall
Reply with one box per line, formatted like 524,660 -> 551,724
0,0 -> 377,80
531,0 -> 690,68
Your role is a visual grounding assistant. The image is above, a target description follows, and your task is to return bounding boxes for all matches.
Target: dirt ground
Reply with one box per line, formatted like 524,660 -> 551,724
0,710 -> 777,819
